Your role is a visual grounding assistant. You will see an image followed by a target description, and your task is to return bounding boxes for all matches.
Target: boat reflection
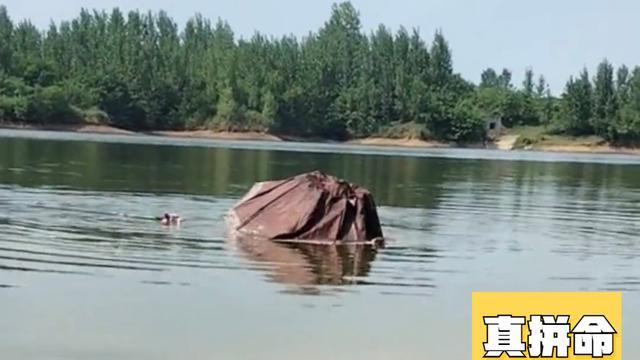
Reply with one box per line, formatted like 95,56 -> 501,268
231,235 -> 379,288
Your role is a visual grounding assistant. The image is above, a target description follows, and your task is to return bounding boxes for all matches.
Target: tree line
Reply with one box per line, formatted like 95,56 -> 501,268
1,2 -> 640,143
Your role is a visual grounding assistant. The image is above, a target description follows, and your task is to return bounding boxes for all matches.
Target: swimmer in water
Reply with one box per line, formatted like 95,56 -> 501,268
156,213 -> 181,226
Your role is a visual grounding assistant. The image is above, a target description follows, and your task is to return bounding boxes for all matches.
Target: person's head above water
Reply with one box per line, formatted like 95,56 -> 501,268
160,213 -> 181,225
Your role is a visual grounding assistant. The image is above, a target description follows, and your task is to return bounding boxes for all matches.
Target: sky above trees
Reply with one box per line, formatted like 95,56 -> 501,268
2,0 -> 639,94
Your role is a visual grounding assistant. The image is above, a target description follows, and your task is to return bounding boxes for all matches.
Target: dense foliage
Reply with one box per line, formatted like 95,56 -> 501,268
1,3 -> 640,143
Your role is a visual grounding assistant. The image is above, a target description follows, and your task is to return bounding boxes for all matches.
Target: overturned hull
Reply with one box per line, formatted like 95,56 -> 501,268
226,171 -> 384,244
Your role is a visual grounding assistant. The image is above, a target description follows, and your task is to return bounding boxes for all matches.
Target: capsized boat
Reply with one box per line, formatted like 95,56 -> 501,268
226,171 -> 384,245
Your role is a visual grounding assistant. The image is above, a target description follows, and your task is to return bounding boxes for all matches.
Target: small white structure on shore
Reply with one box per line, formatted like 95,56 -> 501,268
485,117 -> 503,139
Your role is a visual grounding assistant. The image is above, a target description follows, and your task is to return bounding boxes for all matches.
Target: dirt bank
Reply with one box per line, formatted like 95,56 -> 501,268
151,130 -> 283,141
4,123 -> 640,155
531,144 -> 640,155
347,137 -> 448,148
0,123 -> 135,135
494,134 -> 520,150
0,123 -> 282,141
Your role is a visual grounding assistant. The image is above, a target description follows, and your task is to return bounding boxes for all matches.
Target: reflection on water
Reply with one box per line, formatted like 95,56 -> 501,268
1,130 -> 640,360
231,233 -> 378,292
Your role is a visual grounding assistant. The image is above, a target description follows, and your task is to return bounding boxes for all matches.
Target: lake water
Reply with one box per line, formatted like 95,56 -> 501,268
1,129 -> 640,360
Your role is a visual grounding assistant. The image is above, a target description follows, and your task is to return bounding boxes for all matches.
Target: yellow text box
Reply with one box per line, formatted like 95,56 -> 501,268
472,292 -> 621,360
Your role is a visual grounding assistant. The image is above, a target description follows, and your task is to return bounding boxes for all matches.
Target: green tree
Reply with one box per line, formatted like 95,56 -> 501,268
0,6 -> 14,74
616,65 -> 630,105
592,60 -> 617,139
429,30 -> 452,86
535,75 -> 546,98
558,69 -> 593,135
497,68 -> 512,89
480,68 -> 499,88
523,68 -> 534,96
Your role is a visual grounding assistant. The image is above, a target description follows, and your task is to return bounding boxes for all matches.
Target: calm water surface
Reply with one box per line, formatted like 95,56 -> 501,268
1,129 -> 640,360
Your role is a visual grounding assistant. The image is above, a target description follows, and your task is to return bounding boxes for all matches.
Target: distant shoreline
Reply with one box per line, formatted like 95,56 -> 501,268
0,123 -> 282,141
2,123 -> 640,155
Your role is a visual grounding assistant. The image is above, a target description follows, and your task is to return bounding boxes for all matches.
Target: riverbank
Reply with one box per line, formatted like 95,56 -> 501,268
525,143 -> 640,154
149,129 -> 282,141
0,123 -> 283,141
2,122 -> 640,155
0,123 -> 136,135
504,126 -> 640,154
347,137 -> 447,148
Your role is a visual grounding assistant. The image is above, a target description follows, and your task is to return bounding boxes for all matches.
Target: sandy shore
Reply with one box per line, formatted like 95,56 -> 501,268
0,123 -> 281,141
493,134 -> 520,150
0,123 -> 135,135
347,137 -> 447,148
530,144 -> 640,155
3,123 -> 640,155
150,130 -> 282,141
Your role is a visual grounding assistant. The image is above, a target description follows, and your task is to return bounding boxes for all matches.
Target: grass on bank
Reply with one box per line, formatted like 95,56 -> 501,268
78,107 -> 111,125
507,126 -> 606,149
0,106 -> 112,128
374,122 -> 430,140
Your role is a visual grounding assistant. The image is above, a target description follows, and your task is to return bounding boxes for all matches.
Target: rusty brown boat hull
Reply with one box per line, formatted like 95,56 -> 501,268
226,171 -> 384,244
